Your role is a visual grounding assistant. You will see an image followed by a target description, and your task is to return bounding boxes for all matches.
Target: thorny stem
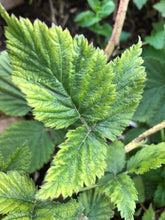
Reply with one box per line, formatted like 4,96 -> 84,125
125,121 -> 165,153
104,0 -> 130,59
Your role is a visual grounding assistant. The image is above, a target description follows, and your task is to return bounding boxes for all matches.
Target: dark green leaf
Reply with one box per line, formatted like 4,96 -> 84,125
133,57 -> 165,126
106,141 -> 125,174
78,189 -> 114,220
0,120 -> 54,173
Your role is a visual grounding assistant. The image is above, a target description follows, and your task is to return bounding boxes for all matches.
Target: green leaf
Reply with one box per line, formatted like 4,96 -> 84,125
0,171 -> 37,214
0,120 -> 54,173
133,57 -> 165,126
99,173 -> 138,220
89,23 -> 112,37
0,51 -> 30,116
98,0 -> 115,18
0,154 -> 4,171
74,10 -> 101,27
106,141 -> 125,174
153,0 -> 165,17
0,7 -> 115,129
133,0 -> 148,10
88,0 -> 100,12
143,46 -> 165,62
78,189 -> 114,220
127,143 -> 165,174
3,209 -> 55,220
154,183 -> 165,207
95,40 -> 146,141
36,126 -> 107,199
145,30 -> 165,50
133,176 -> 145,203
50,128 -> 67,145
4,144 -> 31,172
142,204 -> 155,220
51,200 -> 84,219
159,210 -> 165,220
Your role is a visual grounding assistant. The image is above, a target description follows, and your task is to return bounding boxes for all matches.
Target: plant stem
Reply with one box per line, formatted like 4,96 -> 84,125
104,0 -> 130,59
125,121 -> 165,153
79,184 -> 97,192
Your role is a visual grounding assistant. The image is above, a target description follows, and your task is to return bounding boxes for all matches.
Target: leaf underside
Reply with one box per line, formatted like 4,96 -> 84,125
0,51 -> 30,116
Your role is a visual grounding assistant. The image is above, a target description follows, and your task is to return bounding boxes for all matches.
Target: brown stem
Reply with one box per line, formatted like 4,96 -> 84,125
125,121 -> 165,153
104,0 -> 130,59
49,0 -> 57,24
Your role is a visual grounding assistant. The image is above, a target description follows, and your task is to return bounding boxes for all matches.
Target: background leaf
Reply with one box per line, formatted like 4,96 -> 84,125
153,0 -> 165,17
133,0 -> 148,10
78,189 -> 114,220
3,144 -> 31,172
0,51 -> 30,116
95,41 -> 146,141
99,173 -> 137,220
154,183 -> 165,207
0,120 -> 54,173
36,126 -> 107,199
127,143 -> 165,174
106,141 -> 125,174
133,57 -> 165,126
142,204 -> 155,220
0,171 -> 37,214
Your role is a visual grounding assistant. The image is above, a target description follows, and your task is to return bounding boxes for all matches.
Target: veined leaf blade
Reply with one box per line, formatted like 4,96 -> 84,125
127,142 -> 165,174
0,171 -> 37,214
36,126 -> 107,199
95,40 -> 146,141
0,51 -> 30,116
99,173 -> 138,220
0,120 -> 54,173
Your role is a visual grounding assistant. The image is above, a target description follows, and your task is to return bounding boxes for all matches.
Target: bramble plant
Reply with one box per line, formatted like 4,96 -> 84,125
0,1 -> 165,220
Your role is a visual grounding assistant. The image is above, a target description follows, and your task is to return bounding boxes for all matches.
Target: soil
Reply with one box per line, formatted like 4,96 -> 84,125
0,0 -> 164,219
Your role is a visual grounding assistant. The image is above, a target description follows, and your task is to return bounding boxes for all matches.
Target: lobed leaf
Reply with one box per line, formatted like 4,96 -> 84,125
0,6 -> 115,129
133,57 -> 165,126
0,120 -> 54,173
36,126 -> 107,199
4,144 -> 31,172
0,171 -> 37,214
99,173 -> 138,220
0,51 -> 30,116
127,143 -> 165,174
78,189 -> 114,220
95,40 -> 146,141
